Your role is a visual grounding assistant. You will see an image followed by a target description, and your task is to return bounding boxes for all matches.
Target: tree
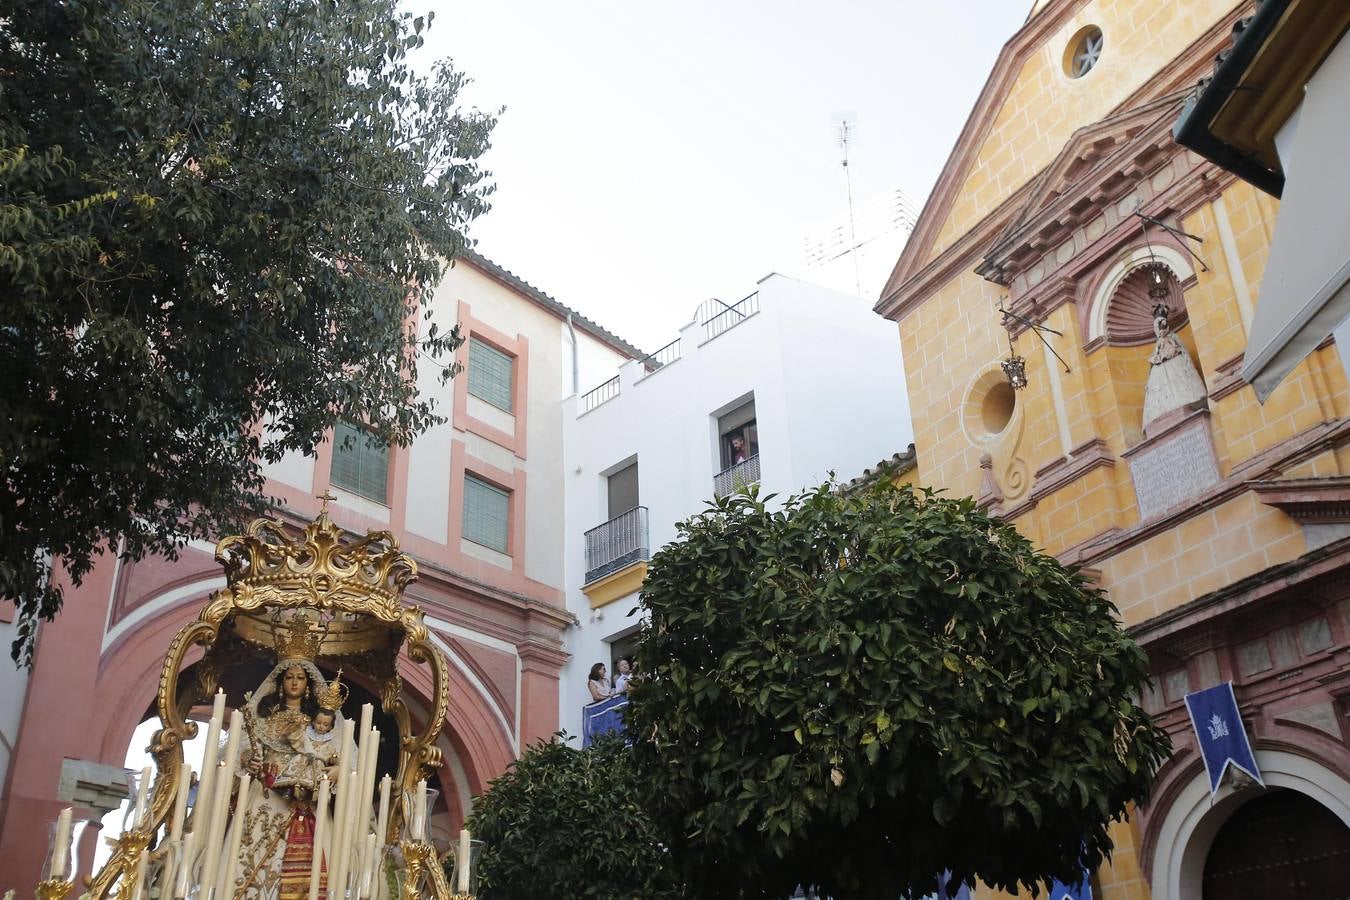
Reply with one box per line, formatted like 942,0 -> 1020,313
1,0 -> 495,661
466,734 -> 687,900
626,483 -> 1171,899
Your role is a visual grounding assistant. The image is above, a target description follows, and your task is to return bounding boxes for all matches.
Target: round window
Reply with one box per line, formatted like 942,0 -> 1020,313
1064,26 -> 1103,79
981,381 -> 1016,434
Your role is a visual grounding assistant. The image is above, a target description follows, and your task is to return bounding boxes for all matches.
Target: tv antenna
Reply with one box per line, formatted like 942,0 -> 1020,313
836,115 -> 862,297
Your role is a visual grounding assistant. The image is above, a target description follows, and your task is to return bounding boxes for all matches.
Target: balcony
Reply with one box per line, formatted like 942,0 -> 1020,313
584,506 -> 649,586
579,375 -> 619,413
581,695 -> 629,747
713,454 -> 761,498
696,292 -> 760,343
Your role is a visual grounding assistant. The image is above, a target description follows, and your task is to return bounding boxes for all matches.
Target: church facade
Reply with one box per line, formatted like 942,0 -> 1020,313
877,1 -> 1350,897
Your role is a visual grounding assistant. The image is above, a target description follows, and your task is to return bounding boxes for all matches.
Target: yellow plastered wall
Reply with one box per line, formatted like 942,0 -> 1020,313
930,0 -> 1242,261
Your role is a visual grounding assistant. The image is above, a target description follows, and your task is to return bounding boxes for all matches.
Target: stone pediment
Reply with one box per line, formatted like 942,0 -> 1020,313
977,97 -> 1187,286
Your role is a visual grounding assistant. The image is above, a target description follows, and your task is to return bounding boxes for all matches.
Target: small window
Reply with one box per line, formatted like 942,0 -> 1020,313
463,474 -> 510,553
1065,25 -> 1103,79
330,421 -> 389,504
717,400 -> 759,470
467,337 -> 514,412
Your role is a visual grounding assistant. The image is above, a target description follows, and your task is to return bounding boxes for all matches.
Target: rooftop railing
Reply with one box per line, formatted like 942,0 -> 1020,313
584,505 -> 650,584
699,292 -> 760,342
713,454 -> 761,498
579,375 -> 620,413
639,338 -> 681,375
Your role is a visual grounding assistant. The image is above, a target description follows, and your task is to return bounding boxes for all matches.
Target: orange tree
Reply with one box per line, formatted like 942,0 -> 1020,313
625,483 -> 1170,899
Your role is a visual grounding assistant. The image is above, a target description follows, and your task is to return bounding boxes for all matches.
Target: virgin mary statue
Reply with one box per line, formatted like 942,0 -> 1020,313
220,652 -> 346,900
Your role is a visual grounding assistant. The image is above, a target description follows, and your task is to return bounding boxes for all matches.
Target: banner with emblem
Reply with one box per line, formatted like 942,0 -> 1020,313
1183,681 -> 1263,796
1046,869 -> 1092,900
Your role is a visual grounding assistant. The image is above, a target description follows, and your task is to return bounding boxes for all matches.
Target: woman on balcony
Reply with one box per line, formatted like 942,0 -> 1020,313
587,662 -> 612,702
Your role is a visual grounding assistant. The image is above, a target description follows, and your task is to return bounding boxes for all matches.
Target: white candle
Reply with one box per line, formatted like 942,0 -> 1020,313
220,710 -> 244,781
194,692 -> 227,834
160,762 -> 194,895
129,846 -> 149,900
214,774 -> 251,900
133,765 -> 153,828
48,806 -> 74,878
374,775 -> 391,848
355,729 -> 379,854
195,764 -> 232,894
327,719 -> 355,900
456,829 -> 471,893
174,831 -> 198,899
309,776 -> 330,900
413,780 -> 427,841
357,831 -> 376,899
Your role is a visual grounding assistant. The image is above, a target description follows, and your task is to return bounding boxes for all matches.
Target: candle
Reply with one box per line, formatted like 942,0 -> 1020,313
174,831 -> 198,899
194,691 -> 227,834
129,846 -> 149,900
355,729 -> 379,855
456,829 -> 471,893
160,762 -> 194,895
195,764 -> 232,894
309,776 -> 330,900
48,806 -> 74,878
413,780 -> 427,841
327,719 -> 355,899
358,831 -> 376,899
215,774 -> 251,900
374,775 -> 391,847
132,765 -> 153,828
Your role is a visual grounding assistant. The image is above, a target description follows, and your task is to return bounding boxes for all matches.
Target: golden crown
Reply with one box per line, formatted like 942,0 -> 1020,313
313,668 -> 350,711
274,614 -> 326,662
213,499 -> 419,623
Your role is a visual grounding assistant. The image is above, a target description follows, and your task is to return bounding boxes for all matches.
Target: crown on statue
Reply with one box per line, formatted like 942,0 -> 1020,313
313,667 -> 350,711
275,614 -> 326,662
214,497 -> 419,622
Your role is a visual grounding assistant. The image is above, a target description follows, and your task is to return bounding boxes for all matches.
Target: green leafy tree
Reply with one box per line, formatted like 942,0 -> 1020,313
626,483 -> 1171,899
1,0 -> 495,661
466,734 -> 687,900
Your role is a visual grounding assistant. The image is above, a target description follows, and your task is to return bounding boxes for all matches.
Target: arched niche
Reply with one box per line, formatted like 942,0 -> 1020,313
1085,243 -> 1197,346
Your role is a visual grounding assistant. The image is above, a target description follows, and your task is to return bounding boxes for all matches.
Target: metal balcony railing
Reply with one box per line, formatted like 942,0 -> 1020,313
579,375 -> 619,413
699,292 -> 760,342
639,338 -> 681,375
713,454 -> 761,497
584,506 -> 649,584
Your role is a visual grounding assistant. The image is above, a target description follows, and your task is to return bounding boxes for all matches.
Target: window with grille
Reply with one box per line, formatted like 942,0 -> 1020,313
468,337 -> 514,412
463,474 -> 510,553
330,421 -> 389,504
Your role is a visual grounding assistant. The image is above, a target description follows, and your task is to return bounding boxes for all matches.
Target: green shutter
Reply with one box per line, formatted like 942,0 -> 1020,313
330,421 -> 389,504
467,338 -> 514,412
462,474 -> 510,553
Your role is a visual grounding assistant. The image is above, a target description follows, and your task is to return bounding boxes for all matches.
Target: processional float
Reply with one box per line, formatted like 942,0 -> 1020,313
38,503 -> 475,900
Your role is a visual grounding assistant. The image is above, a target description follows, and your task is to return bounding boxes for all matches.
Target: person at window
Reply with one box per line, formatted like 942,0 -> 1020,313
587,662 -> 612,702
612,657 -> 634,694
728,434 -> 748,465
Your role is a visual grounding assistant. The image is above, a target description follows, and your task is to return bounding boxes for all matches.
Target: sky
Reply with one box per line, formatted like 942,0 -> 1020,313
422,1 -> 1031,353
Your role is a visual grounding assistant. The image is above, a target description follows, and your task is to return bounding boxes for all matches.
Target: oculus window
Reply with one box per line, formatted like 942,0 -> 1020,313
468,337 -> 514,412
463,474 -> 510,553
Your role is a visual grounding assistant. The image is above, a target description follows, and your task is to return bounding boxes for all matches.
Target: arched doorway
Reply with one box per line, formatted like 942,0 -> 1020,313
1202,789 -> 1350,898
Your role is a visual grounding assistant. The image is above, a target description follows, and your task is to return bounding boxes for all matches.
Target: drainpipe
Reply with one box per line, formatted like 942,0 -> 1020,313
565,313 -> 580,396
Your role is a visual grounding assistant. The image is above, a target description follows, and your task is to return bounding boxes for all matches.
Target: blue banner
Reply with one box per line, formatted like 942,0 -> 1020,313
581,694 -> 628,747
1046,871 -> 1092,900
934,871 -> 971,899
1183,681 -> 1263,795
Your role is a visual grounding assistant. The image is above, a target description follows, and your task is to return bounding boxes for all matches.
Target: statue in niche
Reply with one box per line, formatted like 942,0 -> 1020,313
1142,302 -> 1207,436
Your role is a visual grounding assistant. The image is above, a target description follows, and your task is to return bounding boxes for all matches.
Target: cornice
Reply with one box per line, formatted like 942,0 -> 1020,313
1251,477 -> 1350,523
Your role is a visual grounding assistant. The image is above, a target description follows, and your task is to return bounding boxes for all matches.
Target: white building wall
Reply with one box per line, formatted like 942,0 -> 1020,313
0,612 -> 31,810
559,274 -> 912,738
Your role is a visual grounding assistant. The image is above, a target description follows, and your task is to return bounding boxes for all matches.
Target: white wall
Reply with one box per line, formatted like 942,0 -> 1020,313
559,274 -> 912,737
0,614 -> 32,810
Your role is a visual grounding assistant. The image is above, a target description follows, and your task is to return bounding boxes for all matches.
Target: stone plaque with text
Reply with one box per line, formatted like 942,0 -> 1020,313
1125,415 -> 1220,520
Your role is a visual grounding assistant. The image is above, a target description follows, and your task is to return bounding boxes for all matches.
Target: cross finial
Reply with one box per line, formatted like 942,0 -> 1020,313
317,490 -> 337,515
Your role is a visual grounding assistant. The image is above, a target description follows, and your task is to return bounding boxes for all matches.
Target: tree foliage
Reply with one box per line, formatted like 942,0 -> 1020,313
1,0 -> 495,661
626,483 -> 1171,899
466,734 -> 687,900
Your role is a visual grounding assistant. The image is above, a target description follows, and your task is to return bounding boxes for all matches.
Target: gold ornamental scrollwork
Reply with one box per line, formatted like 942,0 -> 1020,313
86,507 -> 457,900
